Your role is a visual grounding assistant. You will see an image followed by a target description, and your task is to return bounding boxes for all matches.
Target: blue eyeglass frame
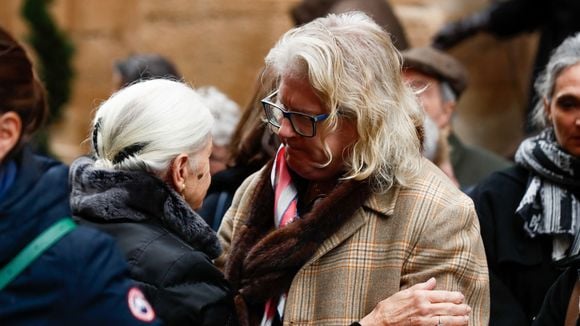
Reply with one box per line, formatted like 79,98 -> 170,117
260,90 -> 329,137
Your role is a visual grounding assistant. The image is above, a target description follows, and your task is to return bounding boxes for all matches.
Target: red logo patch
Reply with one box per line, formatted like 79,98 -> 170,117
127,287 -> 156,322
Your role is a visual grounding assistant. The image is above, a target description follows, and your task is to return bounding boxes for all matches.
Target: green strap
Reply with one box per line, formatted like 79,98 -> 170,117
0,217 -> 77,291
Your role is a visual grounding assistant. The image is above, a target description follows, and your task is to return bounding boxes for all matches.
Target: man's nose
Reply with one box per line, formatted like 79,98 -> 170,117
277,117 -> 296,137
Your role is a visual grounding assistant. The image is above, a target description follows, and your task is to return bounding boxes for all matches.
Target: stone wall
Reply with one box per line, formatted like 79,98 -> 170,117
1,0 -> 535,162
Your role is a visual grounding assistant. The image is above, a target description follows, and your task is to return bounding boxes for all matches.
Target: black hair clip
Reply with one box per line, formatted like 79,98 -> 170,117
92,118 -> 102,155
112,142 -> 148,165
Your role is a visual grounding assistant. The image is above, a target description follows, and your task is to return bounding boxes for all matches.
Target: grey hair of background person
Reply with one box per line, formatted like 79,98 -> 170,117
440,81 -> 457,104
91,79 -> 214,177
114,54 -> 181,87
532,32 -> 580,128
439,81 -> 458,121
196,86 -> 241,147
422,114 -> 439,161
264,11 -> 424,192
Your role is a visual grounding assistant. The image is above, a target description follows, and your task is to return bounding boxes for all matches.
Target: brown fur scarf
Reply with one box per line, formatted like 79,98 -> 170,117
225,160 -> 372,325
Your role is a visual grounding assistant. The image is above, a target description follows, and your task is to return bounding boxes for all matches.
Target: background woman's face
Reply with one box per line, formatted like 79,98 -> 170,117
209,144 -> 229,176
546,63 -> 580,157
276,75 -> 358,181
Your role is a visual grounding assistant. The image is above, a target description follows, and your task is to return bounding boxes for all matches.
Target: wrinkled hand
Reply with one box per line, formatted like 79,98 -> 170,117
358,278 -> 470,326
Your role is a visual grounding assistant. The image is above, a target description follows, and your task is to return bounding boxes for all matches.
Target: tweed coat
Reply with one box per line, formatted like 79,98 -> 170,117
217,158 -> 490,325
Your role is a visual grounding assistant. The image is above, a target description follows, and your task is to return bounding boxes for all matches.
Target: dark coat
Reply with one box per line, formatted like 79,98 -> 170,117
198,164 -> 260,230
468,165 -> 564,325
486,0 -> 580,130
448,132 -> 512,190
0,148 -> 158,325
487,0 -> 580,79
533,267 -> 579,326
70,156 -> 237,326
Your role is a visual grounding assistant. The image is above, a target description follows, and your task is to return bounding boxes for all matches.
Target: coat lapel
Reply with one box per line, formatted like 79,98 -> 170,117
304,184 -> 401,267
305,208 -> 367,266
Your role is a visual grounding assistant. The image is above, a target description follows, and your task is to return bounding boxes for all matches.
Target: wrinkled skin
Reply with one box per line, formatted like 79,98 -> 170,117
359,278 -> 471,326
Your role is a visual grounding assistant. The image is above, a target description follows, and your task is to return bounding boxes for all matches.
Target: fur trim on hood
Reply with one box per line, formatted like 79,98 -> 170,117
69,156 -> 221,259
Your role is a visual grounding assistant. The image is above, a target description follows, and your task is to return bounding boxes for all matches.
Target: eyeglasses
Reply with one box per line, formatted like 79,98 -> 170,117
261,90 -> 329,137
408,80 -> 432,92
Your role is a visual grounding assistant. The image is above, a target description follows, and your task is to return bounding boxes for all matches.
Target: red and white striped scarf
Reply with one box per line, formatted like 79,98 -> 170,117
260,146 -> 298,325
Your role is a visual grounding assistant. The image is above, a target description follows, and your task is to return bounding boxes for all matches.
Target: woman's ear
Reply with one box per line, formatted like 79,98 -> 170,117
169,153 -> 190,194
0,112 -> 22,162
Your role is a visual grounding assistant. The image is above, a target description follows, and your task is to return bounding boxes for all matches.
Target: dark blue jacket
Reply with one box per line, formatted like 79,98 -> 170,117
0,148 -> 160,325
198,164 -> 260,230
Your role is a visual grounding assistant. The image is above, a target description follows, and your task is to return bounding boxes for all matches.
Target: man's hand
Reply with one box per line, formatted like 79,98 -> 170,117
358,278 -> 471,326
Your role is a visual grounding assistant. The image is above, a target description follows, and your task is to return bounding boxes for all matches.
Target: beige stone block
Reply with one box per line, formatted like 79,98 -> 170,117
395,5 -> 446,47
68,0 -> 137,34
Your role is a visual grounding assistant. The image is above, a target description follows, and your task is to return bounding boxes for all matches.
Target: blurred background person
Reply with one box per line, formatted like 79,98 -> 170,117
113,53 -> 181,90
198,70 -> 279,230
432,0 -> 580,134
196,85 -> 241,176
218,12 -> 487,325
421,113 -> 459,187
533,256 -> 580,326
70,79 -> 237,325
290,0 -> 409,50
468,32 -> 580,325
0,27 -> 159,325
402,46 -> 512,190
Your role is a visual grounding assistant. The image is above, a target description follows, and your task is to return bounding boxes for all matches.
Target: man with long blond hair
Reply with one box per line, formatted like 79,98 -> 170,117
217,12 -> 489,326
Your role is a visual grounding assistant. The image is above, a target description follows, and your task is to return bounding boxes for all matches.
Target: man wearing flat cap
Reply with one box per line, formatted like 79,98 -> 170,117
402,46 -> 511,189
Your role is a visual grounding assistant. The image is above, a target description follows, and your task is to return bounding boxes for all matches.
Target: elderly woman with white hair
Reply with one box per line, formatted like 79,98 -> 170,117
217,12 -> 489,326
469,32 -> 580,325
69,79 -> 237,325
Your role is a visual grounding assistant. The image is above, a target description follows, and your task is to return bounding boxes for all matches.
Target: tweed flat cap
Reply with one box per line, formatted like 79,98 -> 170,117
402,46 -> 469,98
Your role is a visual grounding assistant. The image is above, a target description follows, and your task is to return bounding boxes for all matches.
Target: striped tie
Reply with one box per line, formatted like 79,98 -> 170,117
261,146 -> 298,326
271,146 -> 298,228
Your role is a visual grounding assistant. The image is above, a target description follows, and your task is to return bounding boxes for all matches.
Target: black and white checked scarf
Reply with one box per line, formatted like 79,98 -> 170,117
515,128 -> 580,261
